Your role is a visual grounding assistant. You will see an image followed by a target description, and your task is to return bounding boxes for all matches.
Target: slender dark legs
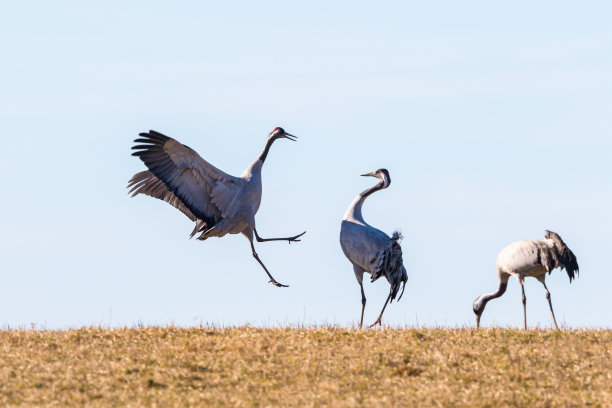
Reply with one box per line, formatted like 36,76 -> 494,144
254,228 -> 306,243
353,264 -> 392,328
244,226 -> 300,287
520,281 -> 527,330
481,276 -> 560,330
248,238 -> 288,287
359,282 -> 366,329
369,290 -> 393,328
538,279 -> 560,330
544,284 -> 560,330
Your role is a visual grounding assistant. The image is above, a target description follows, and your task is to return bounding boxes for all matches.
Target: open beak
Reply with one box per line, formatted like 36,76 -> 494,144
361,171 -> 377,177
284,133 -> 297,142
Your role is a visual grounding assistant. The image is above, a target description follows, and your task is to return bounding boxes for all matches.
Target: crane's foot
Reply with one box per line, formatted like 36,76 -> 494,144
269,279 -> 289,288
287,231 -> 306,243
369,317 -> 382,328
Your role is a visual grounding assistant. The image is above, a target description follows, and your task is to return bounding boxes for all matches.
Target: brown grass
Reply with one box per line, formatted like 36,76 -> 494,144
0,327 -> 610,407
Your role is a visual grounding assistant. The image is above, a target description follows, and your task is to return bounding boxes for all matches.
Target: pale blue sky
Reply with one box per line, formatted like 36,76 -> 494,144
1,1 -> 611,328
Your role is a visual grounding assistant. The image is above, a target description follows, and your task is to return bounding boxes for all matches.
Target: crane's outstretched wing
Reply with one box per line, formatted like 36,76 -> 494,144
127,170 -> 197,221
130,130 -> 246,231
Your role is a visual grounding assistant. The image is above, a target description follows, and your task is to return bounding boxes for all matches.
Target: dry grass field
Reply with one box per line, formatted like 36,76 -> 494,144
0,327 -> 610,407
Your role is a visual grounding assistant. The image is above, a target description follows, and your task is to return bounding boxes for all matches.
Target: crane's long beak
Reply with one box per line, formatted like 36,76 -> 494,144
284,133 -> 297,141
361,171 -> 377,177
476,315 -> 481,329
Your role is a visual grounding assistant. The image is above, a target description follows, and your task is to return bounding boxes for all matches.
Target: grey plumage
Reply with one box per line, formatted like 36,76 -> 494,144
339,169 -> 408,328
473,230 -> 579,330
128,128 -> 305,287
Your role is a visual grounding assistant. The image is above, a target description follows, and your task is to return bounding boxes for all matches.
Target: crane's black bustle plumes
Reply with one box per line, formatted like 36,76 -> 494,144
545,230 -> 579,282
371,231 -> 407,301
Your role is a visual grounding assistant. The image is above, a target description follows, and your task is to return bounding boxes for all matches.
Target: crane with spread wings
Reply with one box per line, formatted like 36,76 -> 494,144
127,127 -> 305,287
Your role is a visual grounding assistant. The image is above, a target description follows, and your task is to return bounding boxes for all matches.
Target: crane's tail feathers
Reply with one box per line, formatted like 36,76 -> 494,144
545,230 -> 579,282
396,267 -> 408,302
371,233 -> 408,301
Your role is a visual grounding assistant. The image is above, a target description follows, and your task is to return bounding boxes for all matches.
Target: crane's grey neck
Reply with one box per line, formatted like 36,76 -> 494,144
483,281 -> 507,303
361,180 -> 385,200
343,180 -> 385,222
475,281 -> 507,314
257,137 -> 276,163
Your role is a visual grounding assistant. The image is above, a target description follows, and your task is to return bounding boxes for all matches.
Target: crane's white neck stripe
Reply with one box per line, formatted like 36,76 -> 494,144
381,173 -> 390,188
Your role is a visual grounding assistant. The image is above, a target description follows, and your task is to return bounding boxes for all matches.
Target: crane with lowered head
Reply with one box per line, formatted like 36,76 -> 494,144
473,230 -> 579,330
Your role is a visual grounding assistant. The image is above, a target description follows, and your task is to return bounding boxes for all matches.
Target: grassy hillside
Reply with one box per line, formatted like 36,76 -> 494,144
0,327 -> 610,407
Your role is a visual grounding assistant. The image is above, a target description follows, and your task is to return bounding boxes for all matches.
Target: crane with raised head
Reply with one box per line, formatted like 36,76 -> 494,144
340,169 -> 408,328
127,127 -> 305,287
473,230 -> 579,330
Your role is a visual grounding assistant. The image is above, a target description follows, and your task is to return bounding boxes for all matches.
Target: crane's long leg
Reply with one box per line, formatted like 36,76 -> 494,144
369,290 -> 392,328
352,265 -> 367,329
520,280 -> 527,330
254,228 -> 306,243
541,281 -> 560,330
359,282 -> 366,329
248,238 -> 288,288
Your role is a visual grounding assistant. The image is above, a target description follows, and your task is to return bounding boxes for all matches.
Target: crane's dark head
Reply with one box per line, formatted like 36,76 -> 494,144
269,126 -> 297,142
361,168 -> 391,188
472,295 -> 486,329
472,281 -> 507,329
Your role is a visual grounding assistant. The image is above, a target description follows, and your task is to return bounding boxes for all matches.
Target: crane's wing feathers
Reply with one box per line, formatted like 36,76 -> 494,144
210,182 -> 244,219
127,170 -> 198,222
130,130 -> 247,229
